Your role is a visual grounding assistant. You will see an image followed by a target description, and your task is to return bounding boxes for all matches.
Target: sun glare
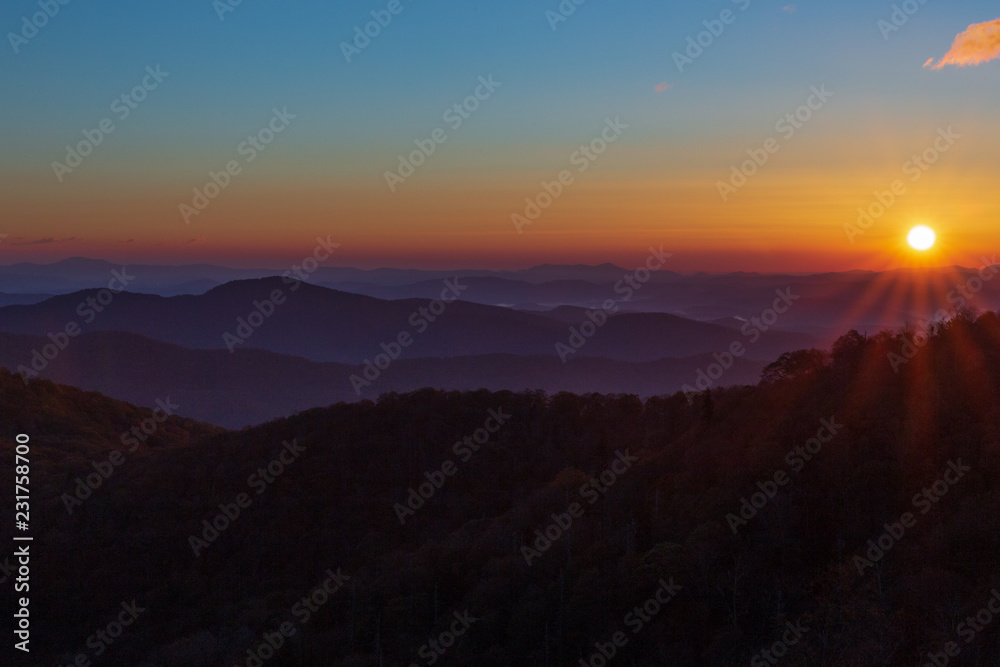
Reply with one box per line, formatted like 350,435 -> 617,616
907,225 -> 937,251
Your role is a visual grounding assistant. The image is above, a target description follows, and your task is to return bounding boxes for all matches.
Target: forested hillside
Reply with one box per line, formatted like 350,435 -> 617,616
3,311 -> 1000,665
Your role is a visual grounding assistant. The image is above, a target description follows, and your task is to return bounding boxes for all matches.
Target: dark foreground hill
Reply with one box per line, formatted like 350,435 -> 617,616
2,312 -> 1000,665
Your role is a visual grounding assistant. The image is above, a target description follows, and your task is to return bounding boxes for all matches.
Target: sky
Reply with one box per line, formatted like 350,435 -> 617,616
1,0 -> 998,272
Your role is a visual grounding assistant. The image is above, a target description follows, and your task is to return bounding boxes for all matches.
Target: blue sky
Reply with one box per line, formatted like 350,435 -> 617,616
1,0 -> 998,270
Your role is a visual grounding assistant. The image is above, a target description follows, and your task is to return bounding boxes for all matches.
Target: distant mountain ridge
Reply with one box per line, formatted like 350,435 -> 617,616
2,258 -> 995,338
0,331 -> 767,428
0,278 -> 816,365
0,257 -> 644,295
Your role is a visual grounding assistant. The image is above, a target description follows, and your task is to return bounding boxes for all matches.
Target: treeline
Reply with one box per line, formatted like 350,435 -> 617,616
2,312 -> 1000,665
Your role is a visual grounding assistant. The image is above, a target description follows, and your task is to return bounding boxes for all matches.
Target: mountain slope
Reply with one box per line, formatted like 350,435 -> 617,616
6,313 -> 1000,665
0,331 -> 766,427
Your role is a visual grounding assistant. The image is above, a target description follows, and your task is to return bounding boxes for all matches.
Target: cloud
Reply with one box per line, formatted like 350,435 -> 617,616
925,18 -> 1000,69
185,237 -> 206,244
120,238 -> 136,244
12,236 -> 80,246
655,82 -> 674,92
783,4 -> 796,14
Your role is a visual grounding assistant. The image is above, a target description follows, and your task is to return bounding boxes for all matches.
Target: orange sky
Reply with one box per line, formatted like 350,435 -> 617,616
3,5 -> 998,273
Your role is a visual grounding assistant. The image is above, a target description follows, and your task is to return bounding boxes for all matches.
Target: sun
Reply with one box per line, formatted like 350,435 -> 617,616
907,225 -> 936,251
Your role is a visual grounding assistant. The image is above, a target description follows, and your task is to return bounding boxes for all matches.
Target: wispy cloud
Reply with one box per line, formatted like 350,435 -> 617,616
655,82 -> 674,93
783,4 -> 797,14
11,236 -> 79,246
185,237 -> 206,244
925,18 -> 1000,69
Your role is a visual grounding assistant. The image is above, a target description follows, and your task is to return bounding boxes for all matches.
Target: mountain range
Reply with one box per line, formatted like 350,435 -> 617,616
0,278 -> 815,364
0,331 -> 767,428
2,257 -> 997,338
2,258 -> 996,427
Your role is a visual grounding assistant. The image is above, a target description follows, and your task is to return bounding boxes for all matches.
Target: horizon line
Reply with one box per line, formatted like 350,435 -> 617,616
0,255 -> 995,278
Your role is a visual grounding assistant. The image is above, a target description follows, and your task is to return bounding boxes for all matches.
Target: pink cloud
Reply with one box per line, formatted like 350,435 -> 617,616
925,18 -> 1000,69
655,82 -> 673,93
